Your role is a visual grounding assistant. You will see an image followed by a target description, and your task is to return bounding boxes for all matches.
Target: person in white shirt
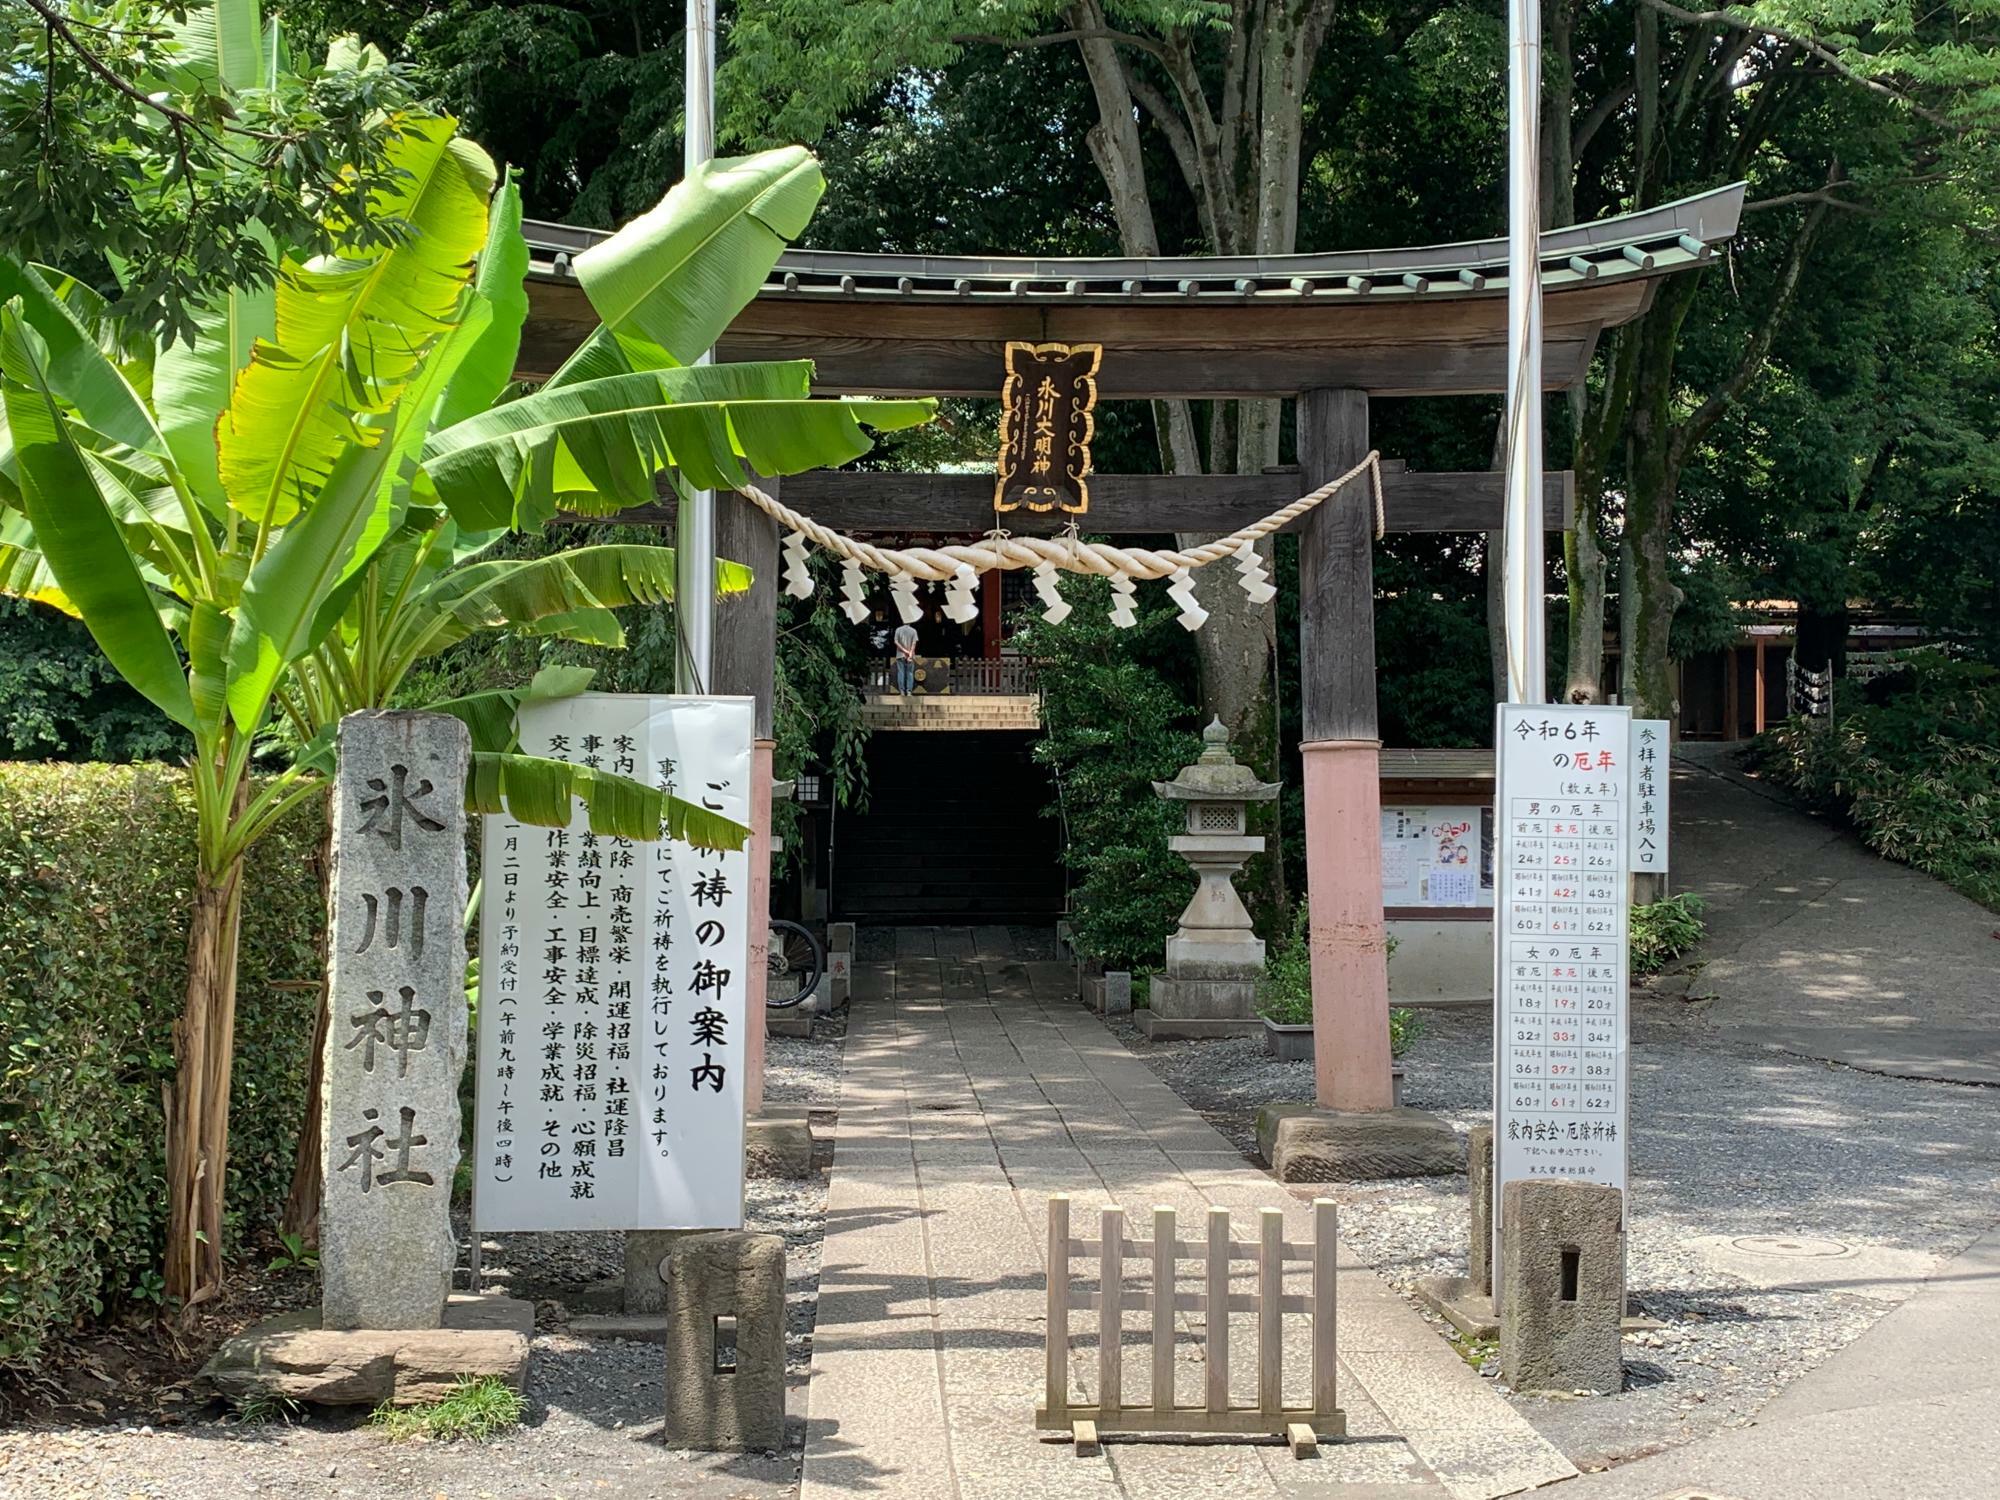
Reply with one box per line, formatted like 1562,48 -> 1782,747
892,622 -> 919,695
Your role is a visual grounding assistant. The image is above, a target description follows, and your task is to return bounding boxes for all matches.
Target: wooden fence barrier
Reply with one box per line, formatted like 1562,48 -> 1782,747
1037,1195 -> 1345,1457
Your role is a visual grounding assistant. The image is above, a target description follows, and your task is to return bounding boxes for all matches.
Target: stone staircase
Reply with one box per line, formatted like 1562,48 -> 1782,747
857,693 -> 1041,731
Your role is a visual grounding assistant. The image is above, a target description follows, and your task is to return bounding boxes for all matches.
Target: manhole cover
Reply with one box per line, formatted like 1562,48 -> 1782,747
1727,1234 -> 1850,1259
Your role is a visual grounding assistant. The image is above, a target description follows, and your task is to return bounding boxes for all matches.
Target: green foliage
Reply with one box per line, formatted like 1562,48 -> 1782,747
1750,657 -> 2000,908
368,1376 -> 525,1441
1014,575 -> 1200,970
0,598 -> 187,760
1257,903 -> 1316,1026
266,1230 -> 318,1272
1629,893 -> 1708,976
0,762 -> 324,1367
1255,907 -> 1415,1056
0,0 -> 424,345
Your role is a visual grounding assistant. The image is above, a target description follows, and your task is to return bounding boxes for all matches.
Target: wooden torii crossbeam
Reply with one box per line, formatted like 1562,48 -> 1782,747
577,464 -> 1573,537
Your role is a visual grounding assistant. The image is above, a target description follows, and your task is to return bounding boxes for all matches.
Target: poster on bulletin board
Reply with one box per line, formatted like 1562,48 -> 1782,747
1380,806 -> 1495,908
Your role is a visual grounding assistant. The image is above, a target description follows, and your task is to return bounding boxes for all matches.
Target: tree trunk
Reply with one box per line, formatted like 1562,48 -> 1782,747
1563,478 -> 1608,703
163,858 -> 246,1308
280,805 -> 337,1242
1618,352 -> 1683,722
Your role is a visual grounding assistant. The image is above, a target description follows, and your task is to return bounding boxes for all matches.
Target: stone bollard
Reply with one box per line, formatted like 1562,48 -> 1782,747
663,1231 -> 787,1450
1498,1178 -> 1625,1394
1102,971 -> 1133,1015
1468,1125 -> 1495,1297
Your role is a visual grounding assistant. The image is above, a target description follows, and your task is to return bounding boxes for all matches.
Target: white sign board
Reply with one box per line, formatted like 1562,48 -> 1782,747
1493,703 -> 1632,1238
1380,806 -> 1495,908
1628,719 -> 1670,872
474,693 -> 753,1233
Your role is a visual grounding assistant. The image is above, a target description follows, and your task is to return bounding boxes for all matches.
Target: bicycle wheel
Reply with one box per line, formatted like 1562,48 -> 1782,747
766,919 -> 824,1008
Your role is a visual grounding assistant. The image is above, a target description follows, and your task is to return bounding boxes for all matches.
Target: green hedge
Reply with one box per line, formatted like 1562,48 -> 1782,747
0,763 -> 326,1367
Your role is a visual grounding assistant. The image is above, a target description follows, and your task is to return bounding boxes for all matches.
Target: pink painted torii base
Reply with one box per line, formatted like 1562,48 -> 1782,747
1302,738 -> 1395,1111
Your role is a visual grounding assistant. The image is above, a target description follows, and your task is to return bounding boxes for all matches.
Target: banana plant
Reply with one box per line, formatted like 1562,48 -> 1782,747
0,3 -> 931,1307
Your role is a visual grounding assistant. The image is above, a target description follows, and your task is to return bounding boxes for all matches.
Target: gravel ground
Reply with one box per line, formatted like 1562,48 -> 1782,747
0,1012 -> 850,1500
1116,996 -> 2000,1469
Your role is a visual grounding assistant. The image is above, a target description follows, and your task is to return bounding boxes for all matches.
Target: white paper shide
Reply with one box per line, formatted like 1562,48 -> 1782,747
474,694 -> 753,1233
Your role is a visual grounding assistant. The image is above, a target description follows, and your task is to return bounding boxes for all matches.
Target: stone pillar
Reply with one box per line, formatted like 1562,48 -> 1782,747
1468,1125 -> 1495,1296
663,1231 -> 787,1450
321,712 -> 470,1332
1298,387 -> 1393,1112
1499,1178 -> 1625,1394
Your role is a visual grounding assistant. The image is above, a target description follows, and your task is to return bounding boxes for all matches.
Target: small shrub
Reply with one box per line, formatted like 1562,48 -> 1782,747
1630,893 -> 1707,975
1257,906 -> 1417,1057
370,1377 -> 525,1442
1749,657 -> 2000,911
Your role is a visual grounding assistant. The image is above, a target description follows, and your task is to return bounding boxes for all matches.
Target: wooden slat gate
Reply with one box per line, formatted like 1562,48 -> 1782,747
1038,1195 -> 1345,1457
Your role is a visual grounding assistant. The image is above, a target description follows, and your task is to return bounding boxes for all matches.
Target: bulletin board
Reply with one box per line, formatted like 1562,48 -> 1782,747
1379,805 -> 1495,909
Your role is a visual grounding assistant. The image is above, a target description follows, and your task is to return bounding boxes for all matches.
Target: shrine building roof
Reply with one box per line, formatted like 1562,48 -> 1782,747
517,183 -> 1744,400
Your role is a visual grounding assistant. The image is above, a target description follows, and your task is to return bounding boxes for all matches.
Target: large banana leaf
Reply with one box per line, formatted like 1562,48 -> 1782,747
0,308 -> 194,729
420,358 -> 934,528
409,543 -> 747,656
225,429 -> 402,731
467,752 -> 749,850
0,510 -> 74,614
0,259 -> 166,458
160,0 -> 265,92
574,148 -> 823,369
154,244 -> 276,512
436,174 -> 530,431
217,118 -> 496,527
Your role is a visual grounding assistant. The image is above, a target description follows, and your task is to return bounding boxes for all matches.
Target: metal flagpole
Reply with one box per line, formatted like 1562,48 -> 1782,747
1493,0 -> 1546,1322
676,0 -> 718,692
1501,0 -> 1545,706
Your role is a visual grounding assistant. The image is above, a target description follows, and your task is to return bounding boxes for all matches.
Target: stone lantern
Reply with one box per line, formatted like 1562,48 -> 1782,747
1143,718 -> 1280,1037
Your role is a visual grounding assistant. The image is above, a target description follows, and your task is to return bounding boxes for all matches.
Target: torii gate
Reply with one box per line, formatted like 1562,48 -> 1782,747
516,183 -> 1744,1118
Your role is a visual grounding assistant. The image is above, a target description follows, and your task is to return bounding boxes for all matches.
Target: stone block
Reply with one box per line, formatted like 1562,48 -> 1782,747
1263,1020 -> 1313,1063
1498,1178 -> 1625,1394
624,1230 -> 686,1315
1469,1124 -> 1495,1295
766,1007 -> 813,1039
663,1231 -> 787,1451
827,921 -> 856,953
1135,1009 -> 1263,1040
1102,971 -> 1132,1015
745,1116 -> 814,1178
202,1295 -> 531,1407
1256,1104 -> 1463,1181
1148,975 -> 1262,1022
321,711 -> 470,1332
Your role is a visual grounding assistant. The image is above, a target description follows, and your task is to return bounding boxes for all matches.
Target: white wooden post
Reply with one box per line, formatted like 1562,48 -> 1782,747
1152,1205 -> 1176,1417
1047,1194 -> 1070,1420
1099,1206 -> 1123,1413
1258,1208 -> 1283,1415
1312,1198 -> 1338,1417
1205,1205 -> 1230,1413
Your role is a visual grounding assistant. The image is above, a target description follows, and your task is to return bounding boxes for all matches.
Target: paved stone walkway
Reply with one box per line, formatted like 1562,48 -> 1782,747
1558,1223 -> 2000,1500
801,941 -> 1575,1500
1664,747 -> 2000,1084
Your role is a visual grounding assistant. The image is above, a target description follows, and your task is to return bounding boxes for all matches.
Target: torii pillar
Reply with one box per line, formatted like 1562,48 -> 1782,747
1297,389 -> 1394,1110
1282,388 -> 1461,1178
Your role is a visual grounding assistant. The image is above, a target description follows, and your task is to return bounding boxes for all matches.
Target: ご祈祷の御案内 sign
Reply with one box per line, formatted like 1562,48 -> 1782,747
473,694 -> 753,1234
